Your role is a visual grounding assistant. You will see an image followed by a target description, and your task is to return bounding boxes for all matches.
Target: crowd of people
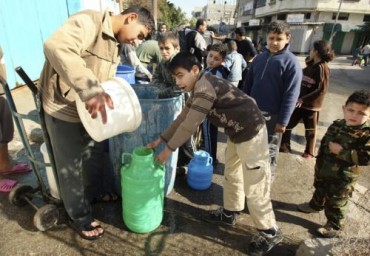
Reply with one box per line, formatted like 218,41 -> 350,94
1,5 -> 369,256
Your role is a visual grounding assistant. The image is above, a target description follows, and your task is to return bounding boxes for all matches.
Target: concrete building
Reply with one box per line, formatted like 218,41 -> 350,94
192,0 -> 237,33
235,0 -> 370,54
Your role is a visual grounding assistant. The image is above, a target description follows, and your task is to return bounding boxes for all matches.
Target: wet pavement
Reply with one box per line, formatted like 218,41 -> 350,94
0,55 -> 369,255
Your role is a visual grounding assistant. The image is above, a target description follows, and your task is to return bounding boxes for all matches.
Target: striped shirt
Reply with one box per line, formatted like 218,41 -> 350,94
160,72 -> 265,151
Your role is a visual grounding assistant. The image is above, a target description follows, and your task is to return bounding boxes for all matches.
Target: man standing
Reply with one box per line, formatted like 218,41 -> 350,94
180,19 -> 208,66
361,42 -> 370,66
234,27 -> 257,89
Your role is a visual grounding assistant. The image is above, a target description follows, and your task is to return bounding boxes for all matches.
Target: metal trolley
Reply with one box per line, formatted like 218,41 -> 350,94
0,67 -> 62,231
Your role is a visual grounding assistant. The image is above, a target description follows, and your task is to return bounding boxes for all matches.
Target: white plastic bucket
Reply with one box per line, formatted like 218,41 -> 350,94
76,77 -> 142,142
40,143 -> 60,199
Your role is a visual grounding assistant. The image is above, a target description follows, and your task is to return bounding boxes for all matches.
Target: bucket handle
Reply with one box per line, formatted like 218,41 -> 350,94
208,156 -> 213,165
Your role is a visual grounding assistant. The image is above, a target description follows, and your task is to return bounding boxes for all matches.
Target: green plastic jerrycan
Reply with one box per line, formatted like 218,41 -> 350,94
121,146 -> 165,233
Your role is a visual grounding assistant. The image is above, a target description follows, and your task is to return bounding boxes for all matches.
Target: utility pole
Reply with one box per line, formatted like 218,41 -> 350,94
153,0 -> 157,31
329,0 -> 343,44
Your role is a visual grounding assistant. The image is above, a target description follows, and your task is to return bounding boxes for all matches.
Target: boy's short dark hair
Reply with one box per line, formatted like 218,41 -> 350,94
266,21 -> 291,36
227,40 -> 238,52
208,43 -> 228,59
345,90 -> 370,107
168,52 -> 201,73
158,32 -> 179,48
122,6 -> 155,39
196,19 -> 206,29
234,27 -> 246,37
313,40 -> 335,63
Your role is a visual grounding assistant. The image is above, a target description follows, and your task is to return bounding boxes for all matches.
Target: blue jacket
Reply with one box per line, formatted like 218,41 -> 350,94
243,45 -> 302,126
224,50 -> 247,82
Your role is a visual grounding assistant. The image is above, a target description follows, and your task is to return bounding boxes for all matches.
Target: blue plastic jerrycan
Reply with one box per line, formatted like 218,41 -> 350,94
187,150 -> 214,190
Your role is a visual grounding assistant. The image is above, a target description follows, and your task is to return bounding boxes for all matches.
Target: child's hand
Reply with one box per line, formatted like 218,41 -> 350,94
296,99 -> 303,108
85,92 -> 113,124
328,141 -> 343,155
155,146 -> 172,164
146,138 -> 162,149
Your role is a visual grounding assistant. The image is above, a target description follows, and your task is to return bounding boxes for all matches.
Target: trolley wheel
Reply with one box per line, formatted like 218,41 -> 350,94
8,184 -> 34,206
33,204 -> 59,231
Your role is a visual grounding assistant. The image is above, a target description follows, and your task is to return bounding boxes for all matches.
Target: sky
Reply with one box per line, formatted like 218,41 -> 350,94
168,0 -> 208,18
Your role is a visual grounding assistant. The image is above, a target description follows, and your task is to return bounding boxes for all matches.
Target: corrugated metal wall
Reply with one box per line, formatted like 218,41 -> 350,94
0,0 -> 120,89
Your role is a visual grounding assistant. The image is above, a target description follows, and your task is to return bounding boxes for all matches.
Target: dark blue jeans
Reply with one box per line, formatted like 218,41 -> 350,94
262,112 -> 282,181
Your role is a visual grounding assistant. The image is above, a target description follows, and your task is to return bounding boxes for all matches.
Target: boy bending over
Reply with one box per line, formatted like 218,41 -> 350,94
147,52 -> 282,255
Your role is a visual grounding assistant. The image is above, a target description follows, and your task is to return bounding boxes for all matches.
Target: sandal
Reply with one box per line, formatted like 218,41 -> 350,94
69,220 -> 104,240
0,179 -> 18,192
0,163 -> 31,176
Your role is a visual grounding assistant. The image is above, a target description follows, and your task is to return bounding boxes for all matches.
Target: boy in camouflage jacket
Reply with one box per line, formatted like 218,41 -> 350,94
298,90 -> 370,238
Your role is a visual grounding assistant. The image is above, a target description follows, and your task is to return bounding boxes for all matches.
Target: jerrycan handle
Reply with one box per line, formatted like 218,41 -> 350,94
121,153 -> 132,165
208,156 -> 213,165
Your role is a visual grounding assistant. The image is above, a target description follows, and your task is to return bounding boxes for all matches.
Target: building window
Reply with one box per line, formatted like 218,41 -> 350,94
332,13 -> 349,20
364,15 -> 370,22
269,0 -> 276,4
264,16 -> 272,24
305,13 -> 311,19
255,0 -> 267,8
277,14 -> 287,20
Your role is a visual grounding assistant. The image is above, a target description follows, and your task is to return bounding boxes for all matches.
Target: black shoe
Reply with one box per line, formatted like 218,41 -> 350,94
204,207 -> 236,226
176,166 -> 186,176
247,229 -> 283,256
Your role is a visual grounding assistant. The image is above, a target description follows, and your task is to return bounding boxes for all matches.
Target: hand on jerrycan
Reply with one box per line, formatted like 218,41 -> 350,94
146,138 -> 172,164
85,92 -> 113,124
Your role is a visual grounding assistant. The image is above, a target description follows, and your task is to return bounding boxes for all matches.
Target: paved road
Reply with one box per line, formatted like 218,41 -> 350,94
0,55 -> 369,255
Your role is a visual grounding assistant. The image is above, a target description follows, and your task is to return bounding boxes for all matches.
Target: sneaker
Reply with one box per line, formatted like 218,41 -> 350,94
297,202 -> 320,213
204,207 -> 236,226
247,229 -> 283,256
176,166 -> 186,176
317,222 -> 339,238
279,144 -> 291,153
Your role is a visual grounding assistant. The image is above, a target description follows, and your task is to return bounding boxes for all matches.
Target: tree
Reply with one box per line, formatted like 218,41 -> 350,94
121,0 -> 188,31
157,0 -> 187,30
357,22 -> 370,45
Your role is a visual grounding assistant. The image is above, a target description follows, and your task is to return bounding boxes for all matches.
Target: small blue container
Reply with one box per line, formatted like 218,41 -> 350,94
116,65 -> 135,84
187,150 -> 214,190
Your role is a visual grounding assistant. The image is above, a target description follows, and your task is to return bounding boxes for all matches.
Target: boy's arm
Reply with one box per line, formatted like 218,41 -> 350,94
224,55 -> 233,70
300,64 -> 329,103
160,102 -> 191,147
278,60 -> 303,126
151,61 -> 164,85
124,45 -> 153,81
243,64 -> 254,94
241,55 -> 247,70
43,13 -> 105,101
151,62 -> 182,98
161,88 -> 214,151
332,137 -> 370,166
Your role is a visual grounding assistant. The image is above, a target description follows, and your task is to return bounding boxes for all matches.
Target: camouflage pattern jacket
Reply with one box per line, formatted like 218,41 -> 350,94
315,119 -> 370,183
